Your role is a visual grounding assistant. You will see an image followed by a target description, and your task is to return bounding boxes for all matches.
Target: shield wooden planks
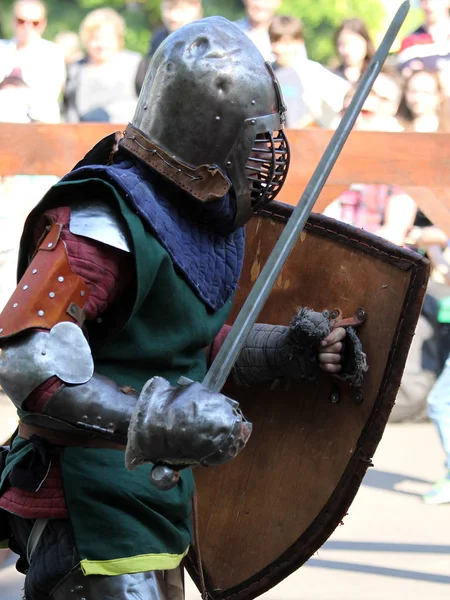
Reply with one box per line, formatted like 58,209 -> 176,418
186,202 -> 429,600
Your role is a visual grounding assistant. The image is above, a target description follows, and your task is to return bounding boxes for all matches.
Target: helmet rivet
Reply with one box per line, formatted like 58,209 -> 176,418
251,100 -> 256,105
251,119 -> 256,124
143,105 -> 148,110
227,161 -> 232,167
215,116 -> 220,121
152,149 -> 157,154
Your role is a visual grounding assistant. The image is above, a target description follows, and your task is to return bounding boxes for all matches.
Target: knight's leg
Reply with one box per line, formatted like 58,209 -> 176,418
51,565 -> 184,600
8,516 -> 80,600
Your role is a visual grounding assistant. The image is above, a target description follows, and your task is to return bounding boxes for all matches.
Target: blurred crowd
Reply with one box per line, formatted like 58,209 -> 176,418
1,0 -> 450,504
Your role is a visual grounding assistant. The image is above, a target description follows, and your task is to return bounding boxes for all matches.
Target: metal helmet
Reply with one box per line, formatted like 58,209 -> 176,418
123,16 -> 290,228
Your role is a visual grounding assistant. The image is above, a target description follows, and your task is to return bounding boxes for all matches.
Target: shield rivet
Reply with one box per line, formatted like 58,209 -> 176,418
38,310 -> 44,317
13,303 -> 18,308
80,291 -> 85,297
47,242 -> 53,248
355,392 -> 363,404
23,285 -> 28,290
32,269 -> 38,274
49,292 -> 55,298
0,329 -> 3,333
58,276 -> 64,282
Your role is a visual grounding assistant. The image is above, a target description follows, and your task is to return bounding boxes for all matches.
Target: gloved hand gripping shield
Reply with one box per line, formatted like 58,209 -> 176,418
123,16 -> 290,228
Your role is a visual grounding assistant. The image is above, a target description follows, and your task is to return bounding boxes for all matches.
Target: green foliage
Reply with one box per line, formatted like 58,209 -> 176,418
279,0 -> 424,65
280,0 -> 386,64
0,0 -> 424,60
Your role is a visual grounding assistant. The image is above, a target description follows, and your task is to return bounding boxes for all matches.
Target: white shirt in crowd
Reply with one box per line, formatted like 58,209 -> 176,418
0,37 -> 65,123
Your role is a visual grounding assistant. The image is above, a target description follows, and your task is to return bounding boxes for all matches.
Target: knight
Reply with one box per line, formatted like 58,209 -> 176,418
0,17 -> 365,599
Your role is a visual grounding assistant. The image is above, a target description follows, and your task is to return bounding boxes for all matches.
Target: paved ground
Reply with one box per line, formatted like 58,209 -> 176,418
1,418 -> 449,600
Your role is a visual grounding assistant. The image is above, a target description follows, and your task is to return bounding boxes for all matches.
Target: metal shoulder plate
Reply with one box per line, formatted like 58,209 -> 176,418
69,200 -> 132,253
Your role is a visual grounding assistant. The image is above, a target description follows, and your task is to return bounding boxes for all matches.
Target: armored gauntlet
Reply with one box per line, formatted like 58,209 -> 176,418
125,377 -> 252,487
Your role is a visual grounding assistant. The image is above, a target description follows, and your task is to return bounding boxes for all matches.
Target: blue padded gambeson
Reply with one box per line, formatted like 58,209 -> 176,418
60,157 -> 245,312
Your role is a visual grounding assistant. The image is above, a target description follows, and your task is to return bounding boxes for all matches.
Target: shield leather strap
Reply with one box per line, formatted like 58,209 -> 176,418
185,203 -> 429,600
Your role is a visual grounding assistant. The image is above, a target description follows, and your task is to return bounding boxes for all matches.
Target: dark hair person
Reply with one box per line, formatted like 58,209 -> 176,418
397,69 -> 449,132
333,18 -> 376,83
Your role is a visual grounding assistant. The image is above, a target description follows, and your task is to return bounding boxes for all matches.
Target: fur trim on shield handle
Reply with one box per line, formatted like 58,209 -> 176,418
232,307 -> 368,388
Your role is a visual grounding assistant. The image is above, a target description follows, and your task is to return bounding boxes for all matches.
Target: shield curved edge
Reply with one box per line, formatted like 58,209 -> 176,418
186,201 -> 429,600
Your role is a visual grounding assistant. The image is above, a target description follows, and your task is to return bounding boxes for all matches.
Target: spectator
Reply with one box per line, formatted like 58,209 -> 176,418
409,224 -> 450,504
398,0 -> 450,82
397,69 -> 449,132
424,348 -> 450,503
332,18 -> 375,84
391,70 -> 450,427
236,0 -> 282,62
0,0 -> 65,123
63,8 -> 141,123
135,0 -> 203,95
0,74 -> 33,123
325,80 -> 416,246
54,30 -> 83,65
0,75 -> 56,311
269,15 -> 349,128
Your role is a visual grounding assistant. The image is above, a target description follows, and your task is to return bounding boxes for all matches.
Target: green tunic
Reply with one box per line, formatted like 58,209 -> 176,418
1,177 -> 232,575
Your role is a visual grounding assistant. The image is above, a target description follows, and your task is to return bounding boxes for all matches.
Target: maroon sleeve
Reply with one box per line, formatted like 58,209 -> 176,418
26,205 -> 134,412
207,324 -> 232,367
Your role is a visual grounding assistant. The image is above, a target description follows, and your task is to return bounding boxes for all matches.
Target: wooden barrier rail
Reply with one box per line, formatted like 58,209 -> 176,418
1,123 -> 450,236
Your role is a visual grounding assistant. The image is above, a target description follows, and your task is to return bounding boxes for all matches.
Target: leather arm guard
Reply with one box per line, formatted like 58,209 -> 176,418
0,222 -> 251,479
232,307 -> 368,388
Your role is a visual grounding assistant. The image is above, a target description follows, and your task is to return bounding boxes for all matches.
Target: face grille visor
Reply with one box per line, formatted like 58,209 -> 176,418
245,129 -> 290,213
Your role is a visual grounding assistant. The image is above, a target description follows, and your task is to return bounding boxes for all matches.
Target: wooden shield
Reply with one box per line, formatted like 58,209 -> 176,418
186,202 -> 429,599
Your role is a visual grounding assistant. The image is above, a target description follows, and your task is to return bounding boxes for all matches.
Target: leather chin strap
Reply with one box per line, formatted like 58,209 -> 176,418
121,124 -> 230,203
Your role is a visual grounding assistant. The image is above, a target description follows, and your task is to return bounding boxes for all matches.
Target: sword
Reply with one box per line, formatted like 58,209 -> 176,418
203,0 -> 410,393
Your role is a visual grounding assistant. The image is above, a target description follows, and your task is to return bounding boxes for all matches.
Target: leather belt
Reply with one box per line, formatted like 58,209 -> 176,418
18,422 -> 124,451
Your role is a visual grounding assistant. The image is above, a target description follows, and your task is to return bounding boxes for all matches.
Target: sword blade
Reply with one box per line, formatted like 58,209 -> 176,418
203,0 -> 410,392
